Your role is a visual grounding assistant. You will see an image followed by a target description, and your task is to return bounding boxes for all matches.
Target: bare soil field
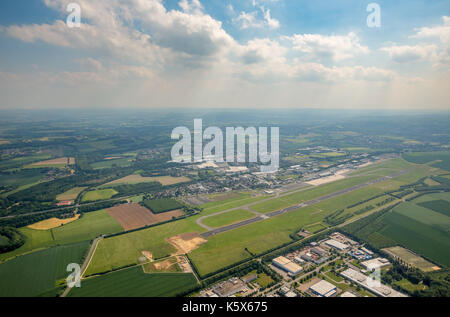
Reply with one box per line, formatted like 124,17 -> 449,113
30,157 -> 75,167
105,174 -> 190,186
0,140 -> 10,145
28,214 -> 80,230
107,203 -> 184,231
167,233 -> 207,255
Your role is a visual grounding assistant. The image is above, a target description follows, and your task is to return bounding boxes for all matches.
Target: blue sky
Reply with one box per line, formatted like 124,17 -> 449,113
0,0 -> 449,109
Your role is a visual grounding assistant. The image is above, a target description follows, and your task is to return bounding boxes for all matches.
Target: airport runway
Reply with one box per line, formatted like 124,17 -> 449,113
201,170 -> 408,238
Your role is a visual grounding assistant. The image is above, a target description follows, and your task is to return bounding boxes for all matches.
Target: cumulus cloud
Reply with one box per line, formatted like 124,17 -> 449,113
381,16 -> 450,68
285,32 -> 369,62
234,6 -> 280,30
380,44 -> 438,63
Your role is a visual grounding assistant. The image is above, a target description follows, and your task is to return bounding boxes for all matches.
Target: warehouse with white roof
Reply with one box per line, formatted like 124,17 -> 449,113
309,280 -> 337,297
324,239 -> 349,251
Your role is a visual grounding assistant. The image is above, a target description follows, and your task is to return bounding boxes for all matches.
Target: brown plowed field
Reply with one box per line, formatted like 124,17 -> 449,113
107,203 -> 184,231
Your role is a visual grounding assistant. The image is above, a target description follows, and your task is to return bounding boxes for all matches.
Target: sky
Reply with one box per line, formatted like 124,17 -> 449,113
0,0 -> 449,110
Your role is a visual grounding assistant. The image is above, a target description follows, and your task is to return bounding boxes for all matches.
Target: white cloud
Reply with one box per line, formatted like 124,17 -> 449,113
381,16 -> 450,68
380,44 -> 438,63
285,32 -> 369,62
234,6 -> 280,30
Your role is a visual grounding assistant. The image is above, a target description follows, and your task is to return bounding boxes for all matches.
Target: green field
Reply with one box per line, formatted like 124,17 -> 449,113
202,209 -> 255,228
81,189 -> 118,202
418,200 -> 450,217
142,198 -> 184,213
254,273 -> 274,288
381,207 -> 450,267
82,158 -> 439,278
0,210 -> 123,262
85,218 -> 203,276
56,187 -> 87,201
0,169 -> 45,189
0,241 -> 90,297
403,151 -> 450,172
91,158 -> 134,170
70,267 -> 197,297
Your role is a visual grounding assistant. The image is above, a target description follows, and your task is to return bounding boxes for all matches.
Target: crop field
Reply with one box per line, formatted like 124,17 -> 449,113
380,214 -> 450,267
142,198 -> 184,213
28,215 -> 81,230
418,200 -> 450,217
0,241 -> 90,297
403,151 -> 450,172
104,174 -> 190,186
91,158 -> 134,170
0,210 -> 123,262
202,209 -> 255,228
0,169 -> 45,190
382,246 -> 440,272
107,203 -> 184,231
56,187 -> 87,201
52,210 -> 123,245
27,157 -> 75,168
0,154 -> 53,171
391,202 -> 450,233
85,218 -> 204,276
70,267 -> 197,297
81,188 -> 118,202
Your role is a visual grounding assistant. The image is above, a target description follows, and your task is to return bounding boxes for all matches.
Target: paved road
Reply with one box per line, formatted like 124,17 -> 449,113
60,236 -> 103,297
201,170 -> 407,238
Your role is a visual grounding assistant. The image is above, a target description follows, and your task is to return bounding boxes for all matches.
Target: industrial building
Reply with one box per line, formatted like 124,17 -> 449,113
272,256 -> 303,276
324,239 -> 349,251
309,280 -> 337,297
212,278 -> 246,297
361,258 -> 391,271
340,268 -> 407,297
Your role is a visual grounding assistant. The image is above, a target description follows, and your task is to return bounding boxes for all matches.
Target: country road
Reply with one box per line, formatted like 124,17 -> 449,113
60,236 -> 103,297
200,170 -> 408,238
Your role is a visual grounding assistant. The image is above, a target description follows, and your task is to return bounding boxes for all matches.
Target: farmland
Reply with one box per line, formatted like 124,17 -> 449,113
382,246 -> 440,272
343,195 -> 450,268
91,158 -> 134,170
107,203 -> 184,231
105,174 -> 191,186
84,218 -> 204,276
0,210 -> 123,262
142,198 -> 184,213
403,151 -> 450,172
81,189 -> 118,202
70,267 -> 197,297
0,241 -> 90,297
56,187 -> 87,201
28,214 -> 81,230
27,157 -> 75,168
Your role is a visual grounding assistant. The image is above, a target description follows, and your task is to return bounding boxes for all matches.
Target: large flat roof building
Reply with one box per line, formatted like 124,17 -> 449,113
272,256 -> 303,276
361,258 -> 391,271
324,239 -> 349,251
309,280 -> 337,297
340,268 -> 407,297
